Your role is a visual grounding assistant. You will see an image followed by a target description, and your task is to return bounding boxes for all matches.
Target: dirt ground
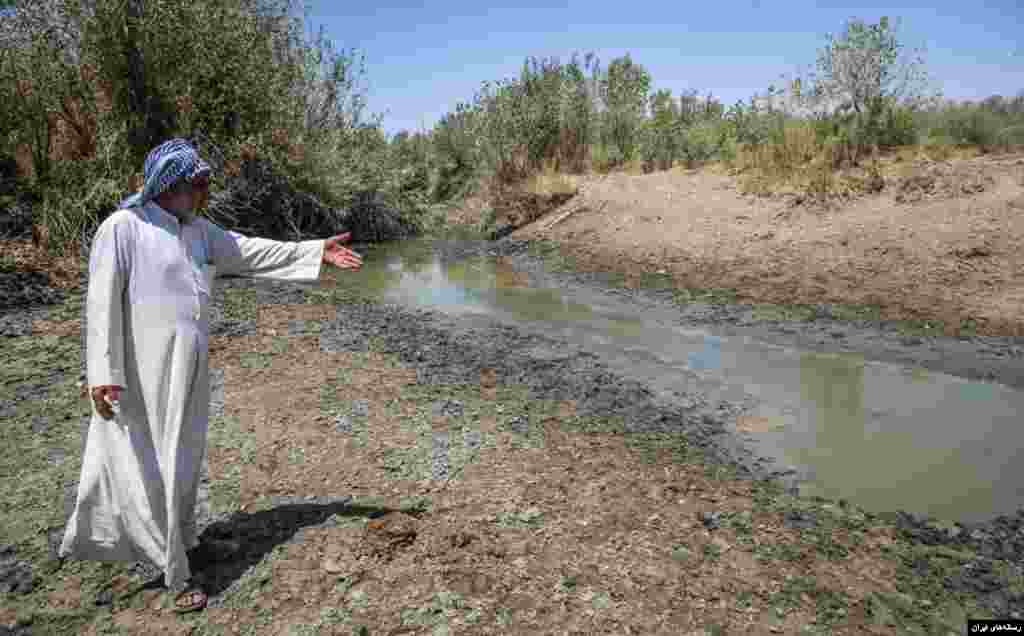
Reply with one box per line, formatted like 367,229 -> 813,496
3,154 -> 1024,633
510,153 -> 1024,337
0,264 -> 1021,635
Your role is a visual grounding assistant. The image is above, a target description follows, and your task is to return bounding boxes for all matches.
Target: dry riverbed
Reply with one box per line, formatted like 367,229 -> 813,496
1,228 -> 1023,634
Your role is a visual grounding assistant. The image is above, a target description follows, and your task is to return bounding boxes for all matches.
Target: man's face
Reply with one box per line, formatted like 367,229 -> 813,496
189,175 -> 210,212
162,175 -> 210,221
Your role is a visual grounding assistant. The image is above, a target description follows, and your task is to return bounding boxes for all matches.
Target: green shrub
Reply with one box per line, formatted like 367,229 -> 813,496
996,125 -> 1024,147
878,106 -> 919,147
2,0 -> 427,251
681,121 -> 723,164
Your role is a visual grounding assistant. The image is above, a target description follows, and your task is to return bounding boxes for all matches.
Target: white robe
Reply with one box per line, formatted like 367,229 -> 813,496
60,201 -> 325,590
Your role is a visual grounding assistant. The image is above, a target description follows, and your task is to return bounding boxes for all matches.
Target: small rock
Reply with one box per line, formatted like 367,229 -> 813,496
0,545 -> 34,596
351,399 -> 369,417
46,447 -> 67,465
322,558 -> 345,574
431,399 -> 464,418
699,512 -> 721,530
783,510 -> 818,530
94,587 -> 113,606
334,414 -> 353,433
29,415 -> 49,434
463,430 -> 482,451
506,415 -> 529,435
286,319 -> 307,336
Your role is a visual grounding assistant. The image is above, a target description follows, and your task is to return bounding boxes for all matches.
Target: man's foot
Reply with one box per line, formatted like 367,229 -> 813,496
173,587 -> 207,613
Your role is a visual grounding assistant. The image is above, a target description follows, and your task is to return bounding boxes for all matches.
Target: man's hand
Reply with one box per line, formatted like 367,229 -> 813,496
90,385 -> 123,420
322,232 -> 363,270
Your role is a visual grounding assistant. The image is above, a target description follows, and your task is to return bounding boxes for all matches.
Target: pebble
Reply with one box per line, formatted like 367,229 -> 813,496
46,448 -> 66,465
0,544 -> 34,595
431,399 -> 464,418
431,431 -> 450,480
699,512 -> 721,530
506,415 -> 529,435
334,414 -> 353,433
29,415 -> 49,434
782,510 -> 818,530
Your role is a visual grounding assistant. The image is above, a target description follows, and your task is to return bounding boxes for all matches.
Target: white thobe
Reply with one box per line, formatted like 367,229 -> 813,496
59,201 -> 325,590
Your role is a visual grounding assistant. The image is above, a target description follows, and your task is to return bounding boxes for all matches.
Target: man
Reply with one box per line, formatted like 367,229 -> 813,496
58,138 -> 363,613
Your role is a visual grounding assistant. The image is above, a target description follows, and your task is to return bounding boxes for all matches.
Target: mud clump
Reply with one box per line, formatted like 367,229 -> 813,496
362,512 -> 419,560
893,510 -> 1024,565
0,544 -> 35,596
488,187 -> 577,240
0,270 -> 64,312
893,160 -> 996,204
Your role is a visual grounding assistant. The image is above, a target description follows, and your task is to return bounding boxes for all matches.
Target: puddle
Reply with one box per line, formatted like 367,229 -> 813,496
313,240 -> 1024,523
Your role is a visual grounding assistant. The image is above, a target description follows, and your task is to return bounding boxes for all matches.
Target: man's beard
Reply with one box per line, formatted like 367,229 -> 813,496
165,204 -> 196,224
173,209 -> 196,224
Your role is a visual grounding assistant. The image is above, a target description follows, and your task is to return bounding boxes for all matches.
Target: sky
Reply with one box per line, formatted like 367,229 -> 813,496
304,0 -> 1023,136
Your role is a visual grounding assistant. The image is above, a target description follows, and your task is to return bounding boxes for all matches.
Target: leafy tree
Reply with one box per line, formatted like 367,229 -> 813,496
807,16 -> 938,117
598,54 -> 651,165
643,88 -> 681,170
790,16 -> 940,153
558,51 -> 600,173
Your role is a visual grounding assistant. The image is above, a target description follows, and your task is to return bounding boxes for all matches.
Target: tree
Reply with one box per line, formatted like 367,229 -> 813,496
791,16 -> 940,153
805,16 -> 939,117
644,88 -> 681,170
598,54 -> 651,164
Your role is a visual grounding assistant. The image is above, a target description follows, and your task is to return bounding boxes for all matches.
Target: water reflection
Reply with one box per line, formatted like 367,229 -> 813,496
313,239 -> 1024,523
790,351 -> 1008,522
687,336 -> 722,370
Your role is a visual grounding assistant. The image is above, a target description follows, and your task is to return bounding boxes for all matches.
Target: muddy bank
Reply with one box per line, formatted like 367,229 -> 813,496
208,249 -> 1024,570
507,155 -> 1024,338
479,238 -> 1024,391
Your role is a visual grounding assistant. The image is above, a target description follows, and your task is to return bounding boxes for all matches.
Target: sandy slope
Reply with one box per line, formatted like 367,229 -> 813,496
513,154 -> 1024,336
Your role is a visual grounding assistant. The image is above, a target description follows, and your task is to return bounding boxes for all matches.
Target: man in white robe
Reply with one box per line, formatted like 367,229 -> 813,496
58,138 -> 363,612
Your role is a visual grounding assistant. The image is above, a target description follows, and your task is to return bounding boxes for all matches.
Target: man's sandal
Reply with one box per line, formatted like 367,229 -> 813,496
173,588 -> 207,613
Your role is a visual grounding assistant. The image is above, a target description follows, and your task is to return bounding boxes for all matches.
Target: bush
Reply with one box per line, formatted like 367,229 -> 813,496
996,125 -> 1024,148
878,106 -> 919,147
681,122 -> 723,164
1,0 -> 425,252
431,105 -> 481,202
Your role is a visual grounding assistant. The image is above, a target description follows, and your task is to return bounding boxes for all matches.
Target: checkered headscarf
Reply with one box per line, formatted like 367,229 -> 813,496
119,138 -> 211,210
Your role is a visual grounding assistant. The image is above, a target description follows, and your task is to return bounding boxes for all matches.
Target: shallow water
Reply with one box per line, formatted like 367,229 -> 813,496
318,239 -> 1024,523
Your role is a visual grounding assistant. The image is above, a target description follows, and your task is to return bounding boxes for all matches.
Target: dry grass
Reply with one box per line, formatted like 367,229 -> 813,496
524,160 -> 579,198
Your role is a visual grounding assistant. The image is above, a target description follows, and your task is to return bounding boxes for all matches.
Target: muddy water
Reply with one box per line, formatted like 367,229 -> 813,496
318,240 -> 1024,524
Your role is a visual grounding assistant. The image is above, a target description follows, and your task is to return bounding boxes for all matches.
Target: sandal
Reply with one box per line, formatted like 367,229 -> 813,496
173,587 -> 207,614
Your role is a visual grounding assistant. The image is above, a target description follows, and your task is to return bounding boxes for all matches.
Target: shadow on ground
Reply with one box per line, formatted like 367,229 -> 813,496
189,498 -> 414,602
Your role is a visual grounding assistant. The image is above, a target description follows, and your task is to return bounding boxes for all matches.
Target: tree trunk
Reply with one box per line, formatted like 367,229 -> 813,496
123,0 -> 174,158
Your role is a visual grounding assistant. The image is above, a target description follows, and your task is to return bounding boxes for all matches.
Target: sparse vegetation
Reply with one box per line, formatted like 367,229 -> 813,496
417,15 -> 1022,224
0,0 -> 433,252
4,4 -> 1021,252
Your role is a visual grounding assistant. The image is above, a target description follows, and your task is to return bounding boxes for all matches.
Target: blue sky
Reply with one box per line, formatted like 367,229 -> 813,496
305,0 -> 1024,137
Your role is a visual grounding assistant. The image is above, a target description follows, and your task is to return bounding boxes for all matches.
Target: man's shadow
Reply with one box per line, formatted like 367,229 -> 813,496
56,497 -> 416,604
184,497 -> 416,600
